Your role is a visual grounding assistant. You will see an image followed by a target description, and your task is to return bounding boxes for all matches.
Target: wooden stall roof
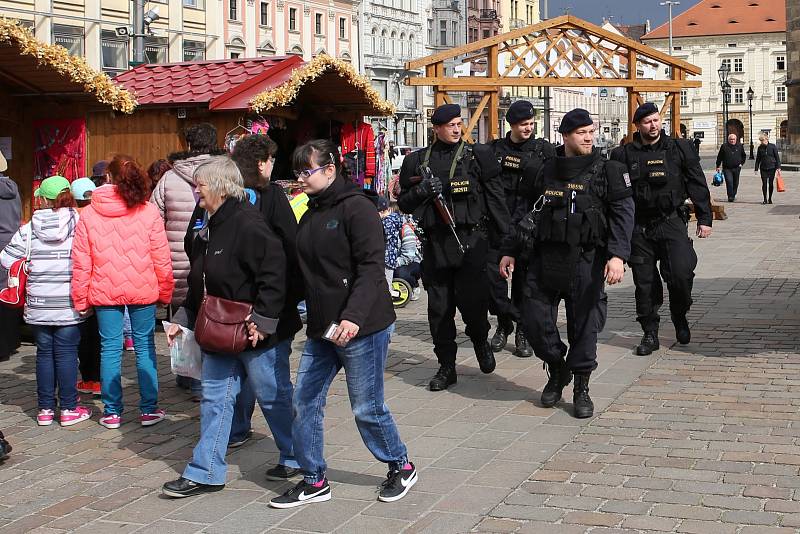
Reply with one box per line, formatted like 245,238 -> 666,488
115,54 -> 396,117
0,18 -> 136,113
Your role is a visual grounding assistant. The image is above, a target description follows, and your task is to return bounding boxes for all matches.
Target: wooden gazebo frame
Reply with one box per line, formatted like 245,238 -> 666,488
405,15 -> 702,143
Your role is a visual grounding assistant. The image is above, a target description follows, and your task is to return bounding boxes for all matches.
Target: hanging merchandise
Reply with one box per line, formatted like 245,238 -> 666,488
250,118 -> 270,136
373,131 -> 388,196
32,118 -> 86,209
341,121 -> 375,186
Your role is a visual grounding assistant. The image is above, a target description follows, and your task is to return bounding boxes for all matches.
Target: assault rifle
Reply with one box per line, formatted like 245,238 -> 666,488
411,166 -> 465,254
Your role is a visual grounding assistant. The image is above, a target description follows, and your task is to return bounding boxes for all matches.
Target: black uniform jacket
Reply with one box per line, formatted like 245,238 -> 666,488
397,139 -> 511,241
611,131 -> 713,227
174,197 -> 286,350
296,177 -> 395,340
502,147 -> 635,262
716,142 -> 746,170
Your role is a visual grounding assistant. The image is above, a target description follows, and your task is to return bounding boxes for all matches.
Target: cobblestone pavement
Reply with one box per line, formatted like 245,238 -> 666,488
0,168 -> 798,533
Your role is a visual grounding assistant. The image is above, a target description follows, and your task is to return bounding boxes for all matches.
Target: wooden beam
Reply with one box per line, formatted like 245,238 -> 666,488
627,88 -> 638,139
405,14 -> 701,77
464,94 -> 491,143
408,77 -> 701,89
488,91 -> 499,140
660,94 -> 674,117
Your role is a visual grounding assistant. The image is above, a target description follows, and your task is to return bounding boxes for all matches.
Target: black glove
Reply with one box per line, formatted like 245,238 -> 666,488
425,174 -> 443,196
414,174 -> 442,198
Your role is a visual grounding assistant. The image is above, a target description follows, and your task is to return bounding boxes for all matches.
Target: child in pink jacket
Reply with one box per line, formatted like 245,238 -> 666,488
71,155 -> 174,429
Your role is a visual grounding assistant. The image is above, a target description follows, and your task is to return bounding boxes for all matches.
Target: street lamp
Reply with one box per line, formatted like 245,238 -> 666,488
660,2 -> 681,58
718,63 -> 730,144
747,86 -> 755,159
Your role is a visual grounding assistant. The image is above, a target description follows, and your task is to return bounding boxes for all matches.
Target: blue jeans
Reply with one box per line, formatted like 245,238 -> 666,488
293,325 -> 407,483
183,341 -> 299,485
32,325 -> 80,411
95,305 -> 159,415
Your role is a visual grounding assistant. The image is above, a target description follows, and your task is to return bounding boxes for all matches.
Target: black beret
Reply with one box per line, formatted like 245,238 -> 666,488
506,100 -> 535,124
431,103 -> 461,125
633,102 -> 659,123
558,108 -> 593,134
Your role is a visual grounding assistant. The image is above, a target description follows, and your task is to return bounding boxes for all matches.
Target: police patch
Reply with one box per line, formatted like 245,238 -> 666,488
451,179 -> 470,194
623,173 -> 631,187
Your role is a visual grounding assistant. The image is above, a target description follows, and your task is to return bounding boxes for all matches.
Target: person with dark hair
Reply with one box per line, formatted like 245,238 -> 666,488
72,155 -> 174,429
715,133 -> 746,202
1,176 -> 91,427
269,140 -> 416,509
222,134 -> 303,468
0,150 -> 22,361
755,133 -> 781,204
147,159 -> 172,192
90,160 -> 108,188
152,122 -> 221,397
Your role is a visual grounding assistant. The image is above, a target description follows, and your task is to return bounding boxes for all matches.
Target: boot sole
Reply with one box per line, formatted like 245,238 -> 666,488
540,396 -> 561,408
635,346 -> 658,356
429,380 -> 456,391
574,410 -> 594,419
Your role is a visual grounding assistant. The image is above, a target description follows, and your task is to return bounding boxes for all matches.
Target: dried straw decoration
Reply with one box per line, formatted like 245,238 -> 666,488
250,54 -> 395,116
0,18 -> 137,113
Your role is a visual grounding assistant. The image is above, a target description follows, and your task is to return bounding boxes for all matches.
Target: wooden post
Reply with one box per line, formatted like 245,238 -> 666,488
626,49 -> 639,141
433,62 -> 446,107
487,45 -> 500,140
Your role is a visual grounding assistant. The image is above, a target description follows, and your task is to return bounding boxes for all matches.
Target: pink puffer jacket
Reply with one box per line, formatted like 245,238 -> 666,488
71,184 -> 174,311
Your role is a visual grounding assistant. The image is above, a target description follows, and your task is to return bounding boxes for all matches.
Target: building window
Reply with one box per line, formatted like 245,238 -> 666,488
183,39 -> 205,61
381,30 -> 387,54
733,57 -> 743,72
315,13 -> 323,35
776,86 -> 786,103
408,34 -> 414,57
289,8 -> 297,31
183,0 -> 204,7
734,87 -> 743,104
440,21 -> 447,46
260,2 -> 269,25
101,30 -> 128,74
680,90 -> 688,107
720,58 -> 731,72
144,36 -> 168,63
372,79 -> 388,99
390,31 -> 396,55
230,52 -> 240,59
451,21 -> 457,45
371,28 -> 377,52
339,17 -> 346,39
428,19 -> 433,45
776,55 -> 786,71
483,29 -> 490,39
52,24 -> 83,57
229,0 -> 238,20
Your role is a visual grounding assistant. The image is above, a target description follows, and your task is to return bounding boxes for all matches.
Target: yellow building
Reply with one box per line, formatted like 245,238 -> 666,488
0,0 -> 224,75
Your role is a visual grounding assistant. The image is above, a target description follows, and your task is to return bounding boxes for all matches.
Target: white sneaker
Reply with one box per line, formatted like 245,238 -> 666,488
410,287 -> 422,301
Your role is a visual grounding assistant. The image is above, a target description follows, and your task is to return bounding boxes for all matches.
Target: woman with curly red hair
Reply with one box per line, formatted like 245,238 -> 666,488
71,155 -> 174,429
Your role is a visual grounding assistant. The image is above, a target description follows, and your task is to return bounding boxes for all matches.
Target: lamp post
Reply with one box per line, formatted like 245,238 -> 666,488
660,2 -> 680,57
747,86 -> 755,159
717,63 -> 730,145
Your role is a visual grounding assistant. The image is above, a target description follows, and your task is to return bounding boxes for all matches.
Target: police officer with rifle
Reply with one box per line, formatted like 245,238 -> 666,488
398,103 -> 510,391
610,103 -> 712,356
499,109 -> 634,418
488,100 -> 555,358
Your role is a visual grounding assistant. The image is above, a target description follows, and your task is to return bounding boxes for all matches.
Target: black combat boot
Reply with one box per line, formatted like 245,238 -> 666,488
474,339 -> 496,374
573,373 -> 594,419
635,330 -> 660,356
672,314 -> 691,345
429,365 -> 457,391
514,331 -> 533,358
540,360 -> 572,407
490,319 -> 513,353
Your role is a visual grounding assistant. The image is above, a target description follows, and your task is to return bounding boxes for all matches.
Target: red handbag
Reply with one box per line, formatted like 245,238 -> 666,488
0,227 -> 31,309
193,295 -> 253,354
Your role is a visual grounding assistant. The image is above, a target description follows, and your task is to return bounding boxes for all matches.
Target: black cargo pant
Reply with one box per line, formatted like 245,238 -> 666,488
422,237 -> 490,367
518,249 -> 607,374
629,216 -> 698,333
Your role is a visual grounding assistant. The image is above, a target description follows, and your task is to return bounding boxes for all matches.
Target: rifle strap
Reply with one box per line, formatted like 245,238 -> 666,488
423,141 -> 465,182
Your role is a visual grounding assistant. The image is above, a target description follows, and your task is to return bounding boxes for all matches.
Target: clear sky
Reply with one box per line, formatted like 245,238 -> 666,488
544,0 -> 702,28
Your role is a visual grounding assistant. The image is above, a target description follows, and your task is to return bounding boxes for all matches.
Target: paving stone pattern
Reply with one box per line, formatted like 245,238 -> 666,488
0,169 -> 798,533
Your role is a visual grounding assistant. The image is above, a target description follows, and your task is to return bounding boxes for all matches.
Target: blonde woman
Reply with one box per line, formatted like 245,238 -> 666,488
754,133 -> 781,204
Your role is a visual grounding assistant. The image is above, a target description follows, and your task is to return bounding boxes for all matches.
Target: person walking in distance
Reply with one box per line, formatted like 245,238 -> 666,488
500,109 -> 634,418
715,133 -> 746,202
754,133 -> 781,205
397,104 -> 510,391
610,103 -> 713,355
488,100 -> 554,358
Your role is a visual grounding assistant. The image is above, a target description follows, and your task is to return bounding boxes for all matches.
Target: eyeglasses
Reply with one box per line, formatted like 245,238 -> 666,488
293,164 -> 332,179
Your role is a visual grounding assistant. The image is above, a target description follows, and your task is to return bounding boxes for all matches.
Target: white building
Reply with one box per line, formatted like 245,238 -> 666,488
642,0 -> 788,152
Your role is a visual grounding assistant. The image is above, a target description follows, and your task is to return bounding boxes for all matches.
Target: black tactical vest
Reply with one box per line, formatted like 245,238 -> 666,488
625,141 -> 687,215
536,159 -> 608,248
422,142 -> 486,228
493,138 -> 547,214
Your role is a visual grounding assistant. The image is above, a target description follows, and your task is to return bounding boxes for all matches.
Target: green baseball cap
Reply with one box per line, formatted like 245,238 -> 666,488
34,176 -> 71,200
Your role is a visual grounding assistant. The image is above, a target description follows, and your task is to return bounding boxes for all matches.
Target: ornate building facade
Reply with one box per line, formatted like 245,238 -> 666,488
785,0 -> 799,164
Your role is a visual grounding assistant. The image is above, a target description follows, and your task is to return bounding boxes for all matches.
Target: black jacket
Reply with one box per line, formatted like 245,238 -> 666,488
716,142 -> 747,169
755,143 -> 781,171
611,131 -> 713,227
174,198 -> 286,350
296,177 -> 395,339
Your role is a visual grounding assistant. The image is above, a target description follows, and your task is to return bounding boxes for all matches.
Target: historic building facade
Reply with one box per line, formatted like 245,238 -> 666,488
785,0 -> 799,164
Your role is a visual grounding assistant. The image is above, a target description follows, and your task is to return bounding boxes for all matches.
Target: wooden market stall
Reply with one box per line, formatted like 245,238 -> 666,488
0,19 -> 136,218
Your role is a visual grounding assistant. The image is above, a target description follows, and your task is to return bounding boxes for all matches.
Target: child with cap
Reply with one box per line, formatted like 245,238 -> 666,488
0,176 -> 92,426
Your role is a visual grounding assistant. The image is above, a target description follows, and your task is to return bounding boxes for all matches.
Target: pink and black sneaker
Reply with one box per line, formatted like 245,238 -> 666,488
37,409 -> 55,426
60,406 -> 92,427
140,409 -> 166,426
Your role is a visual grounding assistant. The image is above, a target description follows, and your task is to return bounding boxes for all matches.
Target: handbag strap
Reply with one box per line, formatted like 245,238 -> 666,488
24,223 -> 32,261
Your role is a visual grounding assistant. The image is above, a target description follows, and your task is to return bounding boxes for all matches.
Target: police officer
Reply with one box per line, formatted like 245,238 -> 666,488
499,109 -> 634,418
488,100 -> 554,358
610,103 -> 712,356
398,103 -> 510,391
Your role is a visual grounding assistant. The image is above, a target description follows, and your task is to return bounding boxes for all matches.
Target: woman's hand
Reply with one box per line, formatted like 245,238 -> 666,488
246,321 -> 266,347
331,320 -> 360,347
166,323 -> 182,347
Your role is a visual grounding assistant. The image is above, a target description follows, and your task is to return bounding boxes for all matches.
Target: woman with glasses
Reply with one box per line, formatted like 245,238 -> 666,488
269,140 -> 416,509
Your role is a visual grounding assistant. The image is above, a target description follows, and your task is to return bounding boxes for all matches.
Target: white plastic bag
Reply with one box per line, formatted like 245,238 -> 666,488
163,321 -> 202,380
